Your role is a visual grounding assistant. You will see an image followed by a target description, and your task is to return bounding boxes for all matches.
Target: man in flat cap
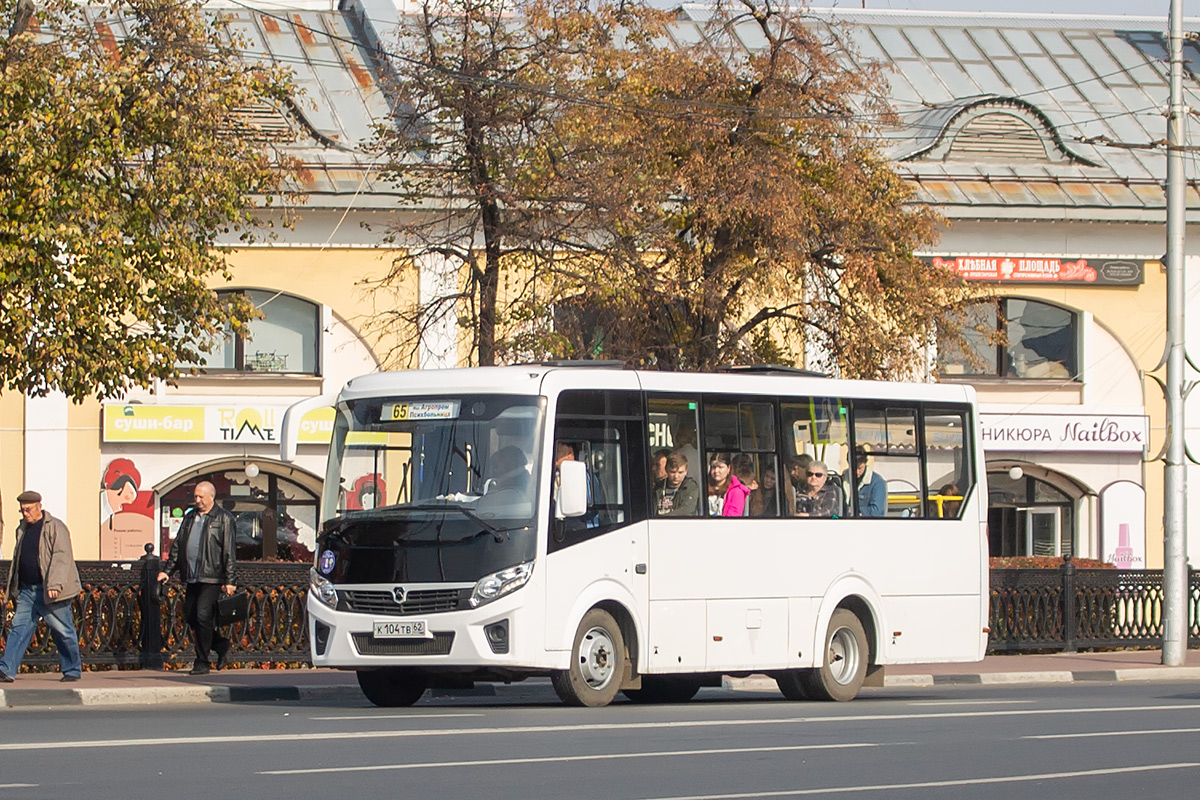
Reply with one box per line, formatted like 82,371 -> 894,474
0,491 -> 83,682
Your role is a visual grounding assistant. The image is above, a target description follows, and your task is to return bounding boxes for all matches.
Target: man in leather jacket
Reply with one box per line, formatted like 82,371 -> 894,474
158,481 -> 238,675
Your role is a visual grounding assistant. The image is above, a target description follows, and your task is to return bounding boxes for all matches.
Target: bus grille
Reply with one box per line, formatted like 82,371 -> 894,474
341,589 -> 465,616
351,632 -> 455,656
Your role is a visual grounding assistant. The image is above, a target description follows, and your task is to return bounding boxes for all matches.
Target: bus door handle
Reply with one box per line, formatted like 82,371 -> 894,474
635,563 -> 647,575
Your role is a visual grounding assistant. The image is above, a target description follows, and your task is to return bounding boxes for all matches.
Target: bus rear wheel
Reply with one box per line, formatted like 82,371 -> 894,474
622,676 -> 701,704
552,608 -> 626,707
800,609 -> 869,702
356,668 -> 428,707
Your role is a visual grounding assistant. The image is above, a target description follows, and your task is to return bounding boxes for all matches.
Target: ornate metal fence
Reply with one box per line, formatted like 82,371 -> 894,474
989,560 -> 1200,652
0,558 -> 309,670
2,558 -> 1199,669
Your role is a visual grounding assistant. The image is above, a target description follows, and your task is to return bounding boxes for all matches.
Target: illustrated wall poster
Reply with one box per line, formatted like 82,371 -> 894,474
100,457 -> 156,559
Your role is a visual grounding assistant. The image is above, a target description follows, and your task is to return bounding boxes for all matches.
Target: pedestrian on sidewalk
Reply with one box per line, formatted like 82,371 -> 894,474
0,491 -> 83,683
158,481 -> 238,676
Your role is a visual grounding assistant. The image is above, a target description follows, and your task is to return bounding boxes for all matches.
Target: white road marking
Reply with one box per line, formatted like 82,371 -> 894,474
908,700 -> 1034,706
259,742 -> 893,776
638,762 -> 1200,799
1026,727 -> 1200,739
0,785 -> 37,789
309,712 -> 486,721
1,703 -> 1198,752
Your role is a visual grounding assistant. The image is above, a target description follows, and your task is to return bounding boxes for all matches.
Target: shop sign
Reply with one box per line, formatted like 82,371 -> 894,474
103,403 -> 335,444
924,255 -> 1145,285
980,413 -> 1147,453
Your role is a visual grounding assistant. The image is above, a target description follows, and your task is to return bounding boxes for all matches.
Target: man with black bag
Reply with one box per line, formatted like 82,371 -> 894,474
158,481 -> 237,675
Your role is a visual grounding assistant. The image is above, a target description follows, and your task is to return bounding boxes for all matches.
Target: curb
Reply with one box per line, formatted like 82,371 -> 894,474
4,667 -> 1199,710
722,666 -> 1200,692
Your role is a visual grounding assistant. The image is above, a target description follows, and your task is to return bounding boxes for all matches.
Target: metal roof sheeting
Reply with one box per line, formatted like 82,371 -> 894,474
674,5 -> 1200,218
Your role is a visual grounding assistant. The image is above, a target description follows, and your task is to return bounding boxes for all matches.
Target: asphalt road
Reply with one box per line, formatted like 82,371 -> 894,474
3,681 -> 1200,799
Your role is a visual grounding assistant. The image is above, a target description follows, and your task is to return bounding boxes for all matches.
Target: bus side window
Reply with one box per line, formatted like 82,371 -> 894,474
703,398 -> 777,519
647,396 -> 702,517
851,404 -> 923,518
924,408 -> 972,519
780,398 -> 850,518
551,390 -> 646,552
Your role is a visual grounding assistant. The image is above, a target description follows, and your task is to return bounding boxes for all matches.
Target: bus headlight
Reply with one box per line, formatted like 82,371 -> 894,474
470,562 -> 534,608
309,568 -> 338,608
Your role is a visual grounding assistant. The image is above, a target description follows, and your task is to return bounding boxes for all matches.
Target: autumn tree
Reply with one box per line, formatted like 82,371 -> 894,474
366,0 -> 660,367
533,0 -> 974,378
0,0 -> 294,400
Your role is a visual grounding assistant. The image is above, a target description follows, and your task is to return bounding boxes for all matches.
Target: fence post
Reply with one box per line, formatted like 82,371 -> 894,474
138,544 -> 164,670
1061,554 -> 1077,653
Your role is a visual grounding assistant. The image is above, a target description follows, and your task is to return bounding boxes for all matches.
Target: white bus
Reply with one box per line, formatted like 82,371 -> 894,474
281,363 -> 988,708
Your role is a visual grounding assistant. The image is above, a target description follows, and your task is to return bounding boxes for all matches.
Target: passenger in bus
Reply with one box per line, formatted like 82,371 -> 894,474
787,454 -> 813,515
847,445 -> 886,517
651,448 -> 672,485
795,461 -> 841,518
674,422 -> 701,485
731,454 -> 763,517
707,453 -> 751,517
485,445 -> 532,495
654,452 -> 700,516
553,441 -> 599,527
757,465 -> 780,517
936,483 -> 962,519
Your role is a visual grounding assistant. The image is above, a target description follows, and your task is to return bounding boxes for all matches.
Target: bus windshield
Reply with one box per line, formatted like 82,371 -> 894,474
323,394 -> 544,529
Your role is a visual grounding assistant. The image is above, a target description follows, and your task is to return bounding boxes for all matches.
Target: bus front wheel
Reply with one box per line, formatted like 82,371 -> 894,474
552,608 -> 626,707
800,609 -> 869,702
356,668 -> 428,707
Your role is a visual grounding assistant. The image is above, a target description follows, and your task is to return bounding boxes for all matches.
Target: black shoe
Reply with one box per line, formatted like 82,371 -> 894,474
214,641 -> 231,671
0,671 -> 13,683
189,663 -> 211,676
60,674 -> 80,682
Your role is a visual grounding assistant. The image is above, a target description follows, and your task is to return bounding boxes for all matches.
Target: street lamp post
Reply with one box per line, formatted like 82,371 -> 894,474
1163,0 -> 1189,667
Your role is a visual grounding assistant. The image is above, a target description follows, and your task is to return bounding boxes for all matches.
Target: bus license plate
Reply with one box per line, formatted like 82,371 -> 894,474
374,619 -> 431,639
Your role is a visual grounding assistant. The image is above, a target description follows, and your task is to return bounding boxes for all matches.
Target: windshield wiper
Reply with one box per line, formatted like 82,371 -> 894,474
401,503 -> 508,540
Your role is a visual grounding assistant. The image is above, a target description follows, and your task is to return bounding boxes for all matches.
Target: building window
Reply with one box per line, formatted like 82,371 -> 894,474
188,289 -> 320,375
987,470 -> 1074,558
940,298 -> 1077,380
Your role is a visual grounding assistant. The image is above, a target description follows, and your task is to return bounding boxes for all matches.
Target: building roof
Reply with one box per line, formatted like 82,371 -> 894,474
674,6 -> 1200,220
79,3 -> 1200,218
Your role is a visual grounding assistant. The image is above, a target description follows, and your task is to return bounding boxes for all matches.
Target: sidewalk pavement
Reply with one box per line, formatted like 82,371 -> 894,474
2,649 -> 1200,711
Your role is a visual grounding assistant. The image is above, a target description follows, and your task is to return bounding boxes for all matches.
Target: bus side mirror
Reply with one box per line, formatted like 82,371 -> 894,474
556,461 -> 588,519
280,393 -> 338,462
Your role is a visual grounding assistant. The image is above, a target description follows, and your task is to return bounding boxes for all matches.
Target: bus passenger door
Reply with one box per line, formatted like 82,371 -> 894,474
542,381 -> 649,656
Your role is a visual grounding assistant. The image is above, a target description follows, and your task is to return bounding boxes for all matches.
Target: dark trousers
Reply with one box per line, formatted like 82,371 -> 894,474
184,582 -> 228,665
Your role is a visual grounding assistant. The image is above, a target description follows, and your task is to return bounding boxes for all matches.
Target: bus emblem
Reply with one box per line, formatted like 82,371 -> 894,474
319,550 -> 336,574
392,587 -> 406,604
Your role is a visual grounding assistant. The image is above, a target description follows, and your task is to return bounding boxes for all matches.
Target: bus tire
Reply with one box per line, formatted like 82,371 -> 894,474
800,609 -> 869,702
356,668 -> 428,707
622,676 -> 701,704
552,608 -> 626,707
774,671 -> 812,701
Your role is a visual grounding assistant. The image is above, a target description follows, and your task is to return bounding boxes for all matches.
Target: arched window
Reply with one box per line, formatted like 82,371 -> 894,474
159,468 -> 319,563
939,298 -> 1077,380
187,289 -> 321,375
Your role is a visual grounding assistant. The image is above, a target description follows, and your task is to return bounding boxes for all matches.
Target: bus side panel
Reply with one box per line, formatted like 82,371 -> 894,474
706,599 -> 789,671
647,600 -> 707,672
542,521 -> 648,658
884,595 -> 986,664
648,521 -> 810,673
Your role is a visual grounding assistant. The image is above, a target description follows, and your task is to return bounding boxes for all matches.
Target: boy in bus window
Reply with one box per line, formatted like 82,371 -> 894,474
654,452 -> 700,516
